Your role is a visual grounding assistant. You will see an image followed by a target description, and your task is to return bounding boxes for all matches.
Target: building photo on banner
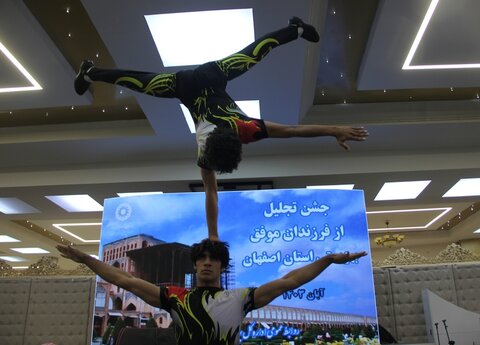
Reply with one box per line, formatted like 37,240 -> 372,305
95,189 -> 379,345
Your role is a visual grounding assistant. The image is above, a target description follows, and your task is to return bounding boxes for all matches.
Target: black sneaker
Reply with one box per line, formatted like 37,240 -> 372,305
74,60 -> 94,95
289,16 -> 319,43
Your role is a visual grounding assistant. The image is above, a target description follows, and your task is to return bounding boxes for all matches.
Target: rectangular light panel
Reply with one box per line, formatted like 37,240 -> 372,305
0,41 -> 42,93
375,180 -> 431,201
10,247 -> 49,254
117,192 -> 164,197
46,194 -> 103,212
146,9 -> 255,67
0,197 -> 40,214
52,223 -> 101,243
0,235 -> 20,243
306,184 -> 355,190
0,256 -> 28,262
443,178 -> 480,197
367,207 -> 451,231
402,0 -> 480,70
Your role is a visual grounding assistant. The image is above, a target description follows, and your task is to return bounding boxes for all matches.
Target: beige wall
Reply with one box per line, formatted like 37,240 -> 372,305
459,238 -> 480,255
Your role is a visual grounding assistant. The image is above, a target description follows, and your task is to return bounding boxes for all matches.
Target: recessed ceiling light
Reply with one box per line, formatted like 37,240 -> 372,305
0,41 -> 43,93
145,8 -> 255,67
405,62 -> 480,70
10,247 -> 49,254
443,178 -> 480,197
403,0 -> 480,70
0,256 -> 28,262
374,180 -> 431,201
0,198 -> 40,214
117,192 -> 164,197
46,195 -> 103,212
0,235 -> 20,243
52,223 -> 101,243
367,207 -> 451,231
181,100 -> 261,133
474,228 -> 480,234
306,184 -> 355,190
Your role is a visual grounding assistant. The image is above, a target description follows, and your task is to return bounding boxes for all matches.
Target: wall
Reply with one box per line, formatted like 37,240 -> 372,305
373,262 -> 480,344
0,276 -> 95,345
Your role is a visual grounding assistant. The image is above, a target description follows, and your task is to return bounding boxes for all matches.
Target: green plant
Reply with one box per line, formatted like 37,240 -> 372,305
101,324 -> 113,344
110,318 -> 126,344
146,317 -> 158,328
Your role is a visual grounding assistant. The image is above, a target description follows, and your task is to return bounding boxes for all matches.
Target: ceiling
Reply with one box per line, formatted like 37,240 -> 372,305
1,0 -> 479,267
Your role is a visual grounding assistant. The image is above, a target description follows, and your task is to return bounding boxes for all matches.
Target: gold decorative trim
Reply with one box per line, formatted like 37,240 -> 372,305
380,248 -> 429,266
434,243 -> 480,263
0,256 -> 94,277
24,255 -> 61,276
375,243 -> 480,267
69,263 -> 96,276
0,260 -> 13,277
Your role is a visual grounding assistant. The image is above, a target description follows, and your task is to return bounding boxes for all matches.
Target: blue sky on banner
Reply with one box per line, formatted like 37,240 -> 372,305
101,188 -> 377,317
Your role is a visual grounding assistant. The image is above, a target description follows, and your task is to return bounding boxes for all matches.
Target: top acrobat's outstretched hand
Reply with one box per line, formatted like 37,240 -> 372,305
335,126 -> 369,151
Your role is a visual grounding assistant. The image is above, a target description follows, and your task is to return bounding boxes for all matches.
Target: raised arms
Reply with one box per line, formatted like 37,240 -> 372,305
253,251 -> 367,308
201,168 -> 219,241
57,244 -> 161,307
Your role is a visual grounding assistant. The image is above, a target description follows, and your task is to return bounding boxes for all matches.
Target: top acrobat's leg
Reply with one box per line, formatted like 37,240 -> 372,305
214,17 -> 319,82
74,60 -> 178,98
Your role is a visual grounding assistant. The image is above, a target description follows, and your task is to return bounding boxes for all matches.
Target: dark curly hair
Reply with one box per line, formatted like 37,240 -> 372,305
190,238 -> 230,269
203,127 -> 242,174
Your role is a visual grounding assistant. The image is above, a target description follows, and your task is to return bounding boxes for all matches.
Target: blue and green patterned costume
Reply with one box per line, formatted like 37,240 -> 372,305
86,25 -> 299,167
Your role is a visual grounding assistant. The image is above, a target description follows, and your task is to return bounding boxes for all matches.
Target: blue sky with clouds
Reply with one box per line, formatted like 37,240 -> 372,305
101,189 -> 377,318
